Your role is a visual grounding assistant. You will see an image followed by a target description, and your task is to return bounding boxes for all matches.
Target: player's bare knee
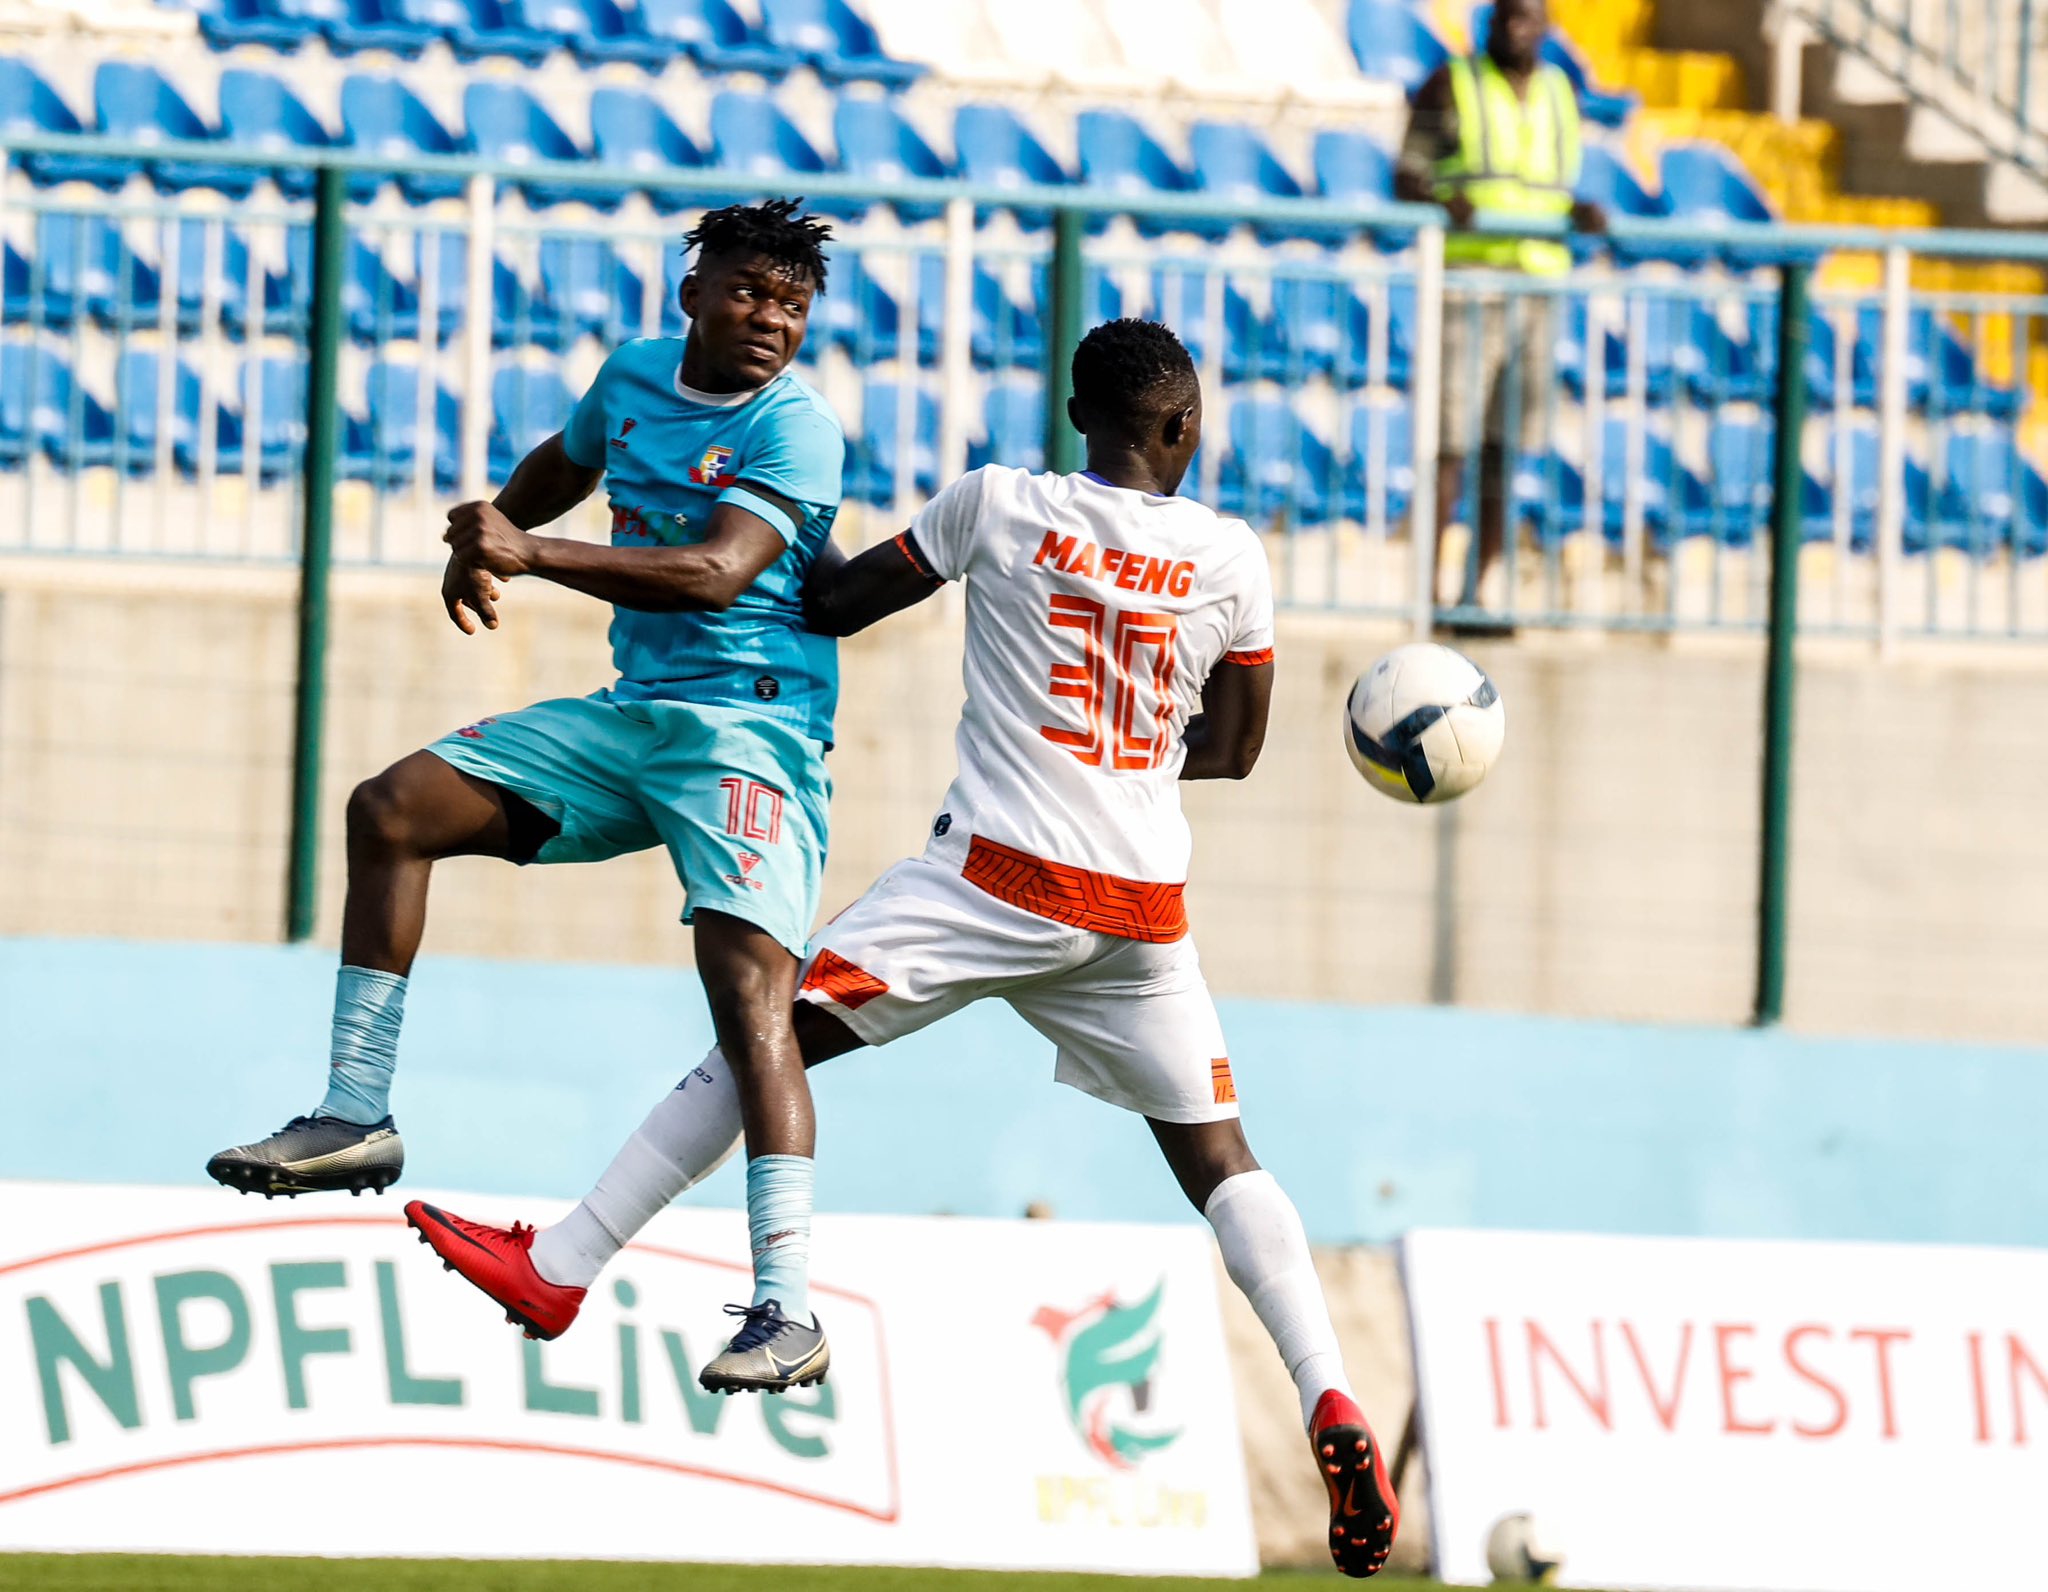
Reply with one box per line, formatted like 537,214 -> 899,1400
346,769 -> 423,859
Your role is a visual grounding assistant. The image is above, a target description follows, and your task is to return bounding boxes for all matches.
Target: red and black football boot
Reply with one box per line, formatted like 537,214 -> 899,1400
1309,1388 -> 1400,1578
404,1200 -> 585,1341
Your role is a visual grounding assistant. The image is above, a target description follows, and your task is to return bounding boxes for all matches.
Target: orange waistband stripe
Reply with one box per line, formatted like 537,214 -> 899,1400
962,835 -> 1188,943
801,948 -> 890,1010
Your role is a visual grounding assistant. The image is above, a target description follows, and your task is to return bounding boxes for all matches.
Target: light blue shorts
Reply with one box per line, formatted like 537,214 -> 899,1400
428,692 -> 830,958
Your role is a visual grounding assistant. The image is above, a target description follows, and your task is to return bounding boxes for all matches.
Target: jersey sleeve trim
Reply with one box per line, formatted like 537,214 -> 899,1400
718,484 -> 800,544
894,530 -> 940,580
1221,647 -> 1275,667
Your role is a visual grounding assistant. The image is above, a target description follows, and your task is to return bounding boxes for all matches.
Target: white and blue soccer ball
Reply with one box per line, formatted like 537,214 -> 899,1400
1484,1510 -> 1565,1584
1343,642 -> 1505,804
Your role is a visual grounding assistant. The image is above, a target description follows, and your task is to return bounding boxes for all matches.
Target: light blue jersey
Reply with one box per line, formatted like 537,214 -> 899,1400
561,339 -> 845,746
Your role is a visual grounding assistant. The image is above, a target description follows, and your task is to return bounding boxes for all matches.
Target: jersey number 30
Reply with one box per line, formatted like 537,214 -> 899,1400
1041,594 -> 1179,771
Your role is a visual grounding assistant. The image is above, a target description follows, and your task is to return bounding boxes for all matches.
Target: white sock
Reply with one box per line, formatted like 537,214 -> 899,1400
1205,1169 -> 1354,1430
529,1049 -> 743,1288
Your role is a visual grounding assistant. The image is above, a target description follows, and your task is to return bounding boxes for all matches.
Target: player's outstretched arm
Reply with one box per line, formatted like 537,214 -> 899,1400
1180,659 -> 1273,781
801,530 -> 944,638
445,483 -> 794,616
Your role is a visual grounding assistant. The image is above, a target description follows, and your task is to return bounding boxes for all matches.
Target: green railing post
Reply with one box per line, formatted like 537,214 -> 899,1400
286,162 -> 346,943
1754,261 -> 1811,1026
1046,205 -> 1085,474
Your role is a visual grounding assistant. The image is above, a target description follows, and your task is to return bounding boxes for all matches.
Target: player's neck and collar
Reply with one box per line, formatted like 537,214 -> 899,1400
1075,444 -> 1183,500
671,333 -> 782,410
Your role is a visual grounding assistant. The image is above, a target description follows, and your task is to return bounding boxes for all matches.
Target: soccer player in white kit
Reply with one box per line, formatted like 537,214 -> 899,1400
417,321 -> 1399,1576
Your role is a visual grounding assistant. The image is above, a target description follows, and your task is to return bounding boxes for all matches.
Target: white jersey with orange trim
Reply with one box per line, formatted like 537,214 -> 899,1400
903,465 -> 1275,941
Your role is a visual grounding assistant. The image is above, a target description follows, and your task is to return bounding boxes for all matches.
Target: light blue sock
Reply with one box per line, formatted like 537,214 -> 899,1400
745,1153 -> 813,1321
316,966 -> 407,1125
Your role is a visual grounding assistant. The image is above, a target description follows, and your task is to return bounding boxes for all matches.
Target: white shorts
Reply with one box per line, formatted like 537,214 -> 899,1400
797,856 -> 1241,1125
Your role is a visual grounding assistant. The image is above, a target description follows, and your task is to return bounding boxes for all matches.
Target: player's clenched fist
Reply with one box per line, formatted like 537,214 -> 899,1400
444,500 -> 538,580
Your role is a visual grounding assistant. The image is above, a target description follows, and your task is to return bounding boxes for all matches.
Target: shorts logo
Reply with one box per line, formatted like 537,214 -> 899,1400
754,675 -> 780,702
932,813 -> 952,837
454,716 -> 499,740
609,418 -> 637,450
724,851 -> 766,891
688,444 -> 736,485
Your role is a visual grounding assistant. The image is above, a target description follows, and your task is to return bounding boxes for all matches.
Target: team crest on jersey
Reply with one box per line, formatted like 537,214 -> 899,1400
688,444 -> 736,486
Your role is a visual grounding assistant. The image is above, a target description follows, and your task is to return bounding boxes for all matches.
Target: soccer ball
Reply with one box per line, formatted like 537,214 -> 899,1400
1485,1511 -> 1565,1584
1343,642 -> 1505,804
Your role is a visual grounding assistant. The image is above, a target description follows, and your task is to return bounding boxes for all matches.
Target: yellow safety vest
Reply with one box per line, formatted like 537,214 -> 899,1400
1435,55 -> 1581,276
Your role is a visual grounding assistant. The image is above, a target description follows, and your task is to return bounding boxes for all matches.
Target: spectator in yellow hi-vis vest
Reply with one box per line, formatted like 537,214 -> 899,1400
1396,0 -> 1606,632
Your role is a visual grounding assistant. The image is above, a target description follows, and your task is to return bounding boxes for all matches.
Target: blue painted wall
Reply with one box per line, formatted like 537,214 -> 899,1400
3,937 -> 2041,1247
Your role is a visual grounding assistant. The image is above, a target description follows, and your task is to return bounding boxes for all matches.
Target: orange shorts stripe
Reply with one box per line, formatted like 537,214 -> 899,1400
960,835 -> 1188,944
1221,647 -> 1274,667
801,948 -> 889,1011
1210,1058 -> 1237,1105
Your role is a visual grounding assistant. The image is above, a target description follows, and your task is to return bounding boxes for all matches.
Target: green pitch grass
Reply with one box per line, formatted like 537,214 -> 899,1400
2,1558 -> 1455,1592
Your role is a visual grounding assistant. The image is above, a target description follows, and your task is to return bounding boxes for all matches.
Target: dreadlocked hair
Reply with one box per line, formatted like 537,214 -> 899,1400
1070,318 -> 1197,431
682,198 -> 833,293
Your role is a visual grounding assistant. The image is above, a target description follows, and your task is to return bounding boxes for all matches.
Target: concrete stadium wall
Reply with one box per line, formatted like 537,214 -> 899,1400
3,555 -> 2048,1043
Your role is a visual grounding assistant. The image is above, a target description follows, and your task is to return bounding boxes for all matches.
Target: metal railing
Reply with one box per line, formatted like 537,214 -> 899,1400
1788,0 -> 2048,179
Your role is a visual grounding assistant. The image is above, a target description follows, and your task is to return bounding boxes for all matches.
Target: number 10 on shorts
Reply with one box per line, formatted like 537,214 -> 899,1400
720,777 -> 784,844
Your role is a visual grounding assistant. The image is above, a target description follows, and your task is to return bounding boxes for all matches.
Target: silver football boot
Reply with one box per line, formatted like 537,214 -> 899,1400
205,1114 -> 405,1197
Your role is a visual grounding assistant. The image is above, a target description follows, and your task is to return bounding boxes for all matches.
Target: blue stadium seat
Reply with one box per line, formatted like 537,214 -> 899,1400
1557,292 -> 1686,405
1311,129 -> 1411,249
1189,121 -> 1343,245
1684,416 -> 1777,546
95,63 -> 259,198
1218,399 -> 1336,526
234,356 -> 312,481
218,70 -> 333,200
1829,420 -> 1936,552
1851,305 -> 2022,419
1147,265 -> 1259,376
535,237 -> 646,348
710,91 -> 847,215
834,98 -> 948,220
915,256 -> 1041,370
1661,145 -> 1818,269
116,348 -> 246,478
11,214 -> 163,331
1681,302 -> 1773,404
341,75 -> 467,203
1470,4 -> 1635,126
953,104 -> 1068,227
428,232 -> 538,346
199,0 -> 325,52
1597,416 -> 1711,547
171,219 -> 255,337
1346,0 -> 1447,92
969,379 -> 1045,472
1260,277 -> 1373,385
378,0 -> 554,60
808,249 -> 900,360
464,81 -> 617,210
1933,430 -> 2048,555
760,0 -> 922,85
0,58 -> 135,187
590,88 -> 710,213
259,226 -> 421,343
1077,110 -> 1224,240
1574,145 -> 1710,267
845,379 -> 938,505
326,0 -> 442,53
489,364 -> 576,478
0,342 -> 114,471
1339,401 -> 1416,524
638,0 -> 799,74
345,361 -> 462,490
504,0 -> 672,63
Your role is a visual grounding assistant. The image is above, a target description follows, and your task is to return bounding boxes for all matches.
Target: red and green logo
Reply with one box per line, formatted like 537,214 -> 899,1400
1032,1280 -> 1181,1469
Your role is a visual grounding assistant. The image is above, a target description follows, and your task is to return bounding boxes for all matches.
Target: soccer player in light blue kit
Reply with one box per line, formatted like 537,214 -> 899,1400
206,200 -> 842,1391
